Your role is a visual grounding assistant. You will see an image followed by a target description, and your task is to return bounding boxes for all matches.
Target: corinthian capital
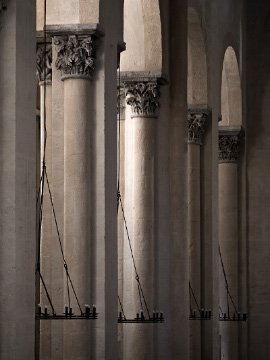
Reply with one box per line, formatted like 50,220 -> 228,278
54,35 -> 96,79
117,86 -> 125,118
36,44 -> 52,83
125,82 -> 160,117
188,113 -> 207,145
218,136 -> 239,163
218,126 -> 244,163
188,106 -> 210,145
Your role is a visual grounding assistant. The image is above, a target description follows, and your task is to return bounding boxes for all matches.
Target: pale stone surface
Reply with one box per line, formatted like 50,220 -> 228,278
121,0 -> 162,72
37,0 -> 99,30
117,89 -> 125,357
3,0 -> 270,359
0,0 -> 36,358
220,47 -> 242,127
131,115 -> 155,360
63,78 -> 92,359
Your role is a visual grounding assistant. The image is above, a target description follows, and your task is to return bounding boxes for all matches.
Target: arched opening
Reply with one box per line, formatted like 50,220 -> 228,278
121,0 -> 162,71
220,46 -> 242,126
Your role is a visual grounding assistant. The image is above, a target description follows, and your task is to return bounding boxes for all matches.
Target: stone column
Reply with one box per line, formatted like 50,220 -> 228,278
53,33 -> 96,359
36,41 -> 53,360
218,126 -> 242,360
123,80 -> 160,360
117,84 -> 126,357
187,106 -> 208,360
0,0 -> 36,358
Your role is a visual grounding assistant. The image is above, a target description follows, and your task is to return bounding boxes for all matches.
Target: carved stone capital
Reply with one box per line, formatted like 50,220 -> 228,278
54,35 -> 96,80
36,43 -> 52,83
188,106 -> 210,145
117,86 -> 125,119
0,1 -> 7,29
188,113 -> 207,145
218,135 -> 239,163
218,126 -> 244,163
125,82 -> 160,117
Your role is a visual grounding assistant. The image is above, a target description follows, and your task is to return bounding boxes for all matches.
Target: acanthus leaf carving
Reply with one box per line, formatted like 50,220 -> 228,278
54,35 -> 96,78
188,112 -> 207,145
117,86 -> 125,116
218,135 -> 239,163
125,82 -> 160,117
36,44 -> 52,82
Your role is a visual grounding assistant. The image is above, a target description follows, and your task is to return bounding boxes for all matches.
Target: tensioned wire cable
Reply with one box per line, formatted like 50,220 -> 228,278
189,281 -> 201,315
219,246 -> 238,317
36,0 -> 83,316
116,59 -> 151,319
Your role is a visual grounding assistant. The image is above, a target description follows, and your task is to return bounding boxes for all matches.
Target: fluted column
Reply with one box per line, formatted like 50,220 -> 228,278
187,106 -> 208,360
36,41 -> 53,360
218,126 -> 242,360
122,80 -> 160,360
53,33 -> 96,359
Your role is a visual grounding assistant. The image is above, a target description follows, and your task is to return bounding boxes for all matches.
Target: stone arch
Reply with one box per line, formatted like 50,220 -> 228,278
37,0 -> 100,29
188,7 -> 208,105
120,0 -> 162,71
220,46 -> 242,126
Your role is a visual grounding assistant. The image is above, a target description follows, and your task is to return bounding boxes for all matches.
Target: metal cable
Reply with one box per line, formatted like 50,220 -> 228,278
119,195 -> 151,318
36,0 -> 83,316
118,296 -> 126,320
219,246 -> 238,315
44,167 -> 83,314
189,281 -> 201,313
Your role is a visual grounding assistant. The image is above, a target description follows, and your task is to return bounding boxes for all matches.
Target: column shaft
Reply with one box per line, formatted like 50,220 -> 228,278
0,0 -> 36,358
219,163 -> 238,360
122,79 -> 160,360
63,79 -> 92,359
39,83 -> 53,360
188,143 -> 201,360
131,115 -> 155,360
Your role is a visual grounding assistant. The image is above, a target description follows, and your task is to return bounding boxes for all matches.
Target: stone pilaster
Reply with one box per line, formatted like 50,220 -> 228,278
117,84 -> 126,358
0,1 -> 36,358
36,38 -> 53,360
187,105 -> 210,360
